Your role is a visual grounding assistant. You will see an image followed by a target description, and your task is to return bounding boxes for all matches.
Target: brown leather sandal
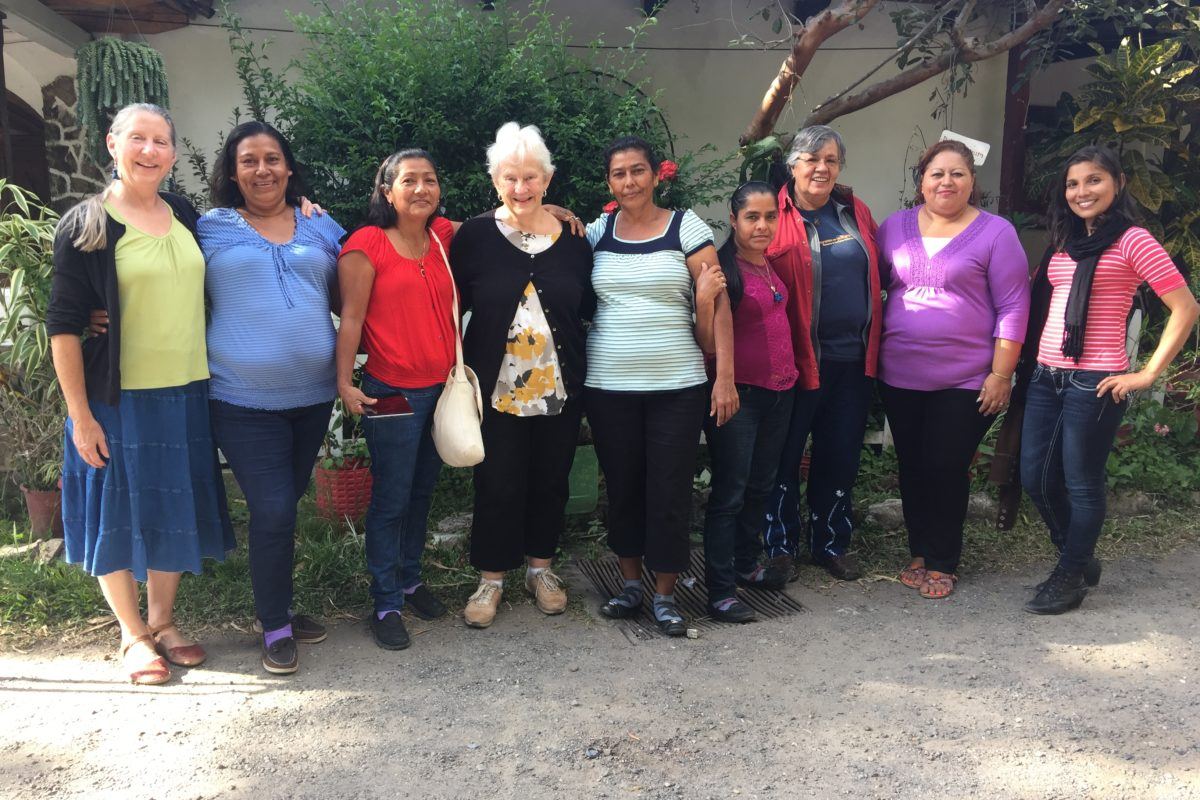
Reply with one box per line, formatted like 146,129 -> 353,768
149,623 -> 207,667
899,563 -> 927,589
121,634 -> 171,685
919,571 -> 958,599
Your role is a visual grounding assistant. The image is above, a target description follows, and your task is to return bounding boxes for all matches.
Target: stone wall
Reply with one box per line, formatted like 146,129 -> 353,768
41,75 -> 106,213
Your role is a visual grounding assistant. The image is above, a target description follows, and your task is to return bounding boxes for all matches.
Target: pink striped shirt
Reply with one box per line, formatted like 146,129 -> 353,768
1038,227 -> 1185,371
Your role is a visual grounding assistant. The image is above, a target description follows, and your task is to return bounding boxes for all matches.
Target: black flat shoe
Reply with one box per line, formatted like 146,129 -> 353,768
656,616 -> 687,637
406,585 -> 448,620
709,599 -> 756,624
600,598 -> 640,619
370,612 -> 411,650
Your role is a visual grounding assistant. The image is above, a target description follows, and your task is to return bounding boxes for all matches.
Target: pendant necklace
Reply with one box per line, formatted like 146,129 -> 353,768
397,232 -> 430,276
743,259 -> 783,303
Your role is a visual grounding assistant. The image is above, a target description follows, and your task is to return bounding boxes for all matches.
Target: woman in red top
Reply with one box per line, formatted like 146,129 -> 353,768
1019,145 -> 1198,614
337,149 -> 458,651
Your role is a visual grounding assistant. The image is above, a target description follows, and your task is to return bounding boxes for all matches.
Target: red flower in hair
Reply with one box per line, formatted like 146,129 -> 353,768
603,200 -> 619,214
657,160 -> 678,181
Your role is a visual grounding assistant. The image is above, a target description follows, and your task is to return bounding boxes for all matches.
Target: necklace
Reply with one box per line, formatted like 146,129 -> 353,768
239,205 -> 291,222
393,230 -> 430,275
740,258 -> 783,303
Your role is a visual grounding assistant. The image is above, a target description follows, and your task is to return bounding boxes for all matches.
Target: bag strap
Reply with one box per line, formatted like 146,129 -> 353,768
429,229 -> 465,371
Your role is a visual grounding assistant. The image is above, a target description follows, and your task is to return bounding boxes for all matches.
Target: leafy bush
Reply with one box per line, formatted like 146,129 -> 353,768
268,0 -> 731,228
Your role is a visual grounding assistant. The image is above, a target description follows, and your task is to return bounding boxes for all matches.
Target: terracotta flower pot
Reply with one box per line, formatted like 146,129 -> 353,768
314,459 -> 373,523
20,485 -> 63,540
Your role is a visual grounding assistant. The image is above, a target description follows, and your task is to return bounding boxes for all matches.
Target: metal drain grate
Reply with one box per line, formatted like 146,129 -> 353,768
575,548 -> 804,639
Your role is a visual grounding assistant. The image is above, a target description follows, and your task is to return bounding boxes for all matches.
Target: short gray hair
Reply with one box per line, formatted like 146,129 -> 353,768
486,121 -> 555,179
785,125 -> 846,168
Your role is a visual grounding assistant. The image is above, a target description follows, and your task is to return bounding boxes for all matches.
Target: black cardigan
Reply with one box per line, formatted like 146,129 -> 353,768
46,192 -> 202,406
448,211 -> 595,399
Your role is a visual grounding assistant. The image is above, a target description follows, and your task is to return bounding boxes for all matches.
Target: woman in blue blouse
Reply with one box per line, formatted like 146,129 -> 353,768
201,122 -> 344,674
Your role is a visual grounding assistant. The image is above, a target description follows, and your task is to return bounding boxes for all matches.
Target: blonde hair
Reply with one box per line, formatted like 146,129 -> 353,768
56,103 -> 176,252
485,122 -> 555,179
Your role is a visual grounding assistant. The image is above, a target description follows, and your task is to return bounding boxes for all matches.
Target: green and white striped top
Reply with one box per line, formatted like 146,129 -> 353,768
585,209 -> 714,392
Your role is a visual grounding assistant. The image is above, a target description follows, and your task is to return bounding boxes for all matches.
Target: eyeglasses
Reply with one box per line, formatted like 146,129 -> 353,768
796,156 -> 842,169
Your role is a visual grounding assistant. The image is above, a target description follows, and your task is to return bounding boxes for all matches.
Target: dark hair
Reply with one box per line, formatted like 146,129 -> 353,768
914,140 -> 980,206
1047,144 -> 1138,251
717,181 -> 778,311
365,148 -> 441,229
603,135 -> 660,176
210,120 -> 306,209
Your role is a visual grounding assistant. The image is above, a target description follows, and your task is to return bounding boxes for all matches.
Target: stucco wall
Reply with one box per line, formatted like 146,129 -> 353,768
139,0 -> 1011,223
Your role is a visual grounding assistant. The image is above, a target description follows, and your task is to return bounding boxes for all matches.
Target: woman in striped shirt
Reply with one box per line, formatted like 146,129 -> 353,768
1020,145 -> 1198,615
587,136 -> 737,636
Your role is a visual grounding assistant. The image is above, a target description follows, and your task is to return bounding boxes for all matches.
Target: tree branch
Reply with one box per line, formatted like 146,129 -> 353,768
739,0 -> 881,145
802,0 -> 1066,127
810,0 -> 965,119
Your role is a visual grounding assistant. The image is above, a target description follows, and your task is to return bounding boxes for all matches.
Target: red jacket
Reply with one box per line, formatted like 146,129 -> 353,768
766,181 -> 883,390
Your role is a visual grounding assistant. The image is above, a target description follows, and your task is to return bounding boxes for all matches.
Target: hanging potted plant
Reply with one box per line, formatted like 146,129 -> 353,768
0,181 -> 66,538
313,402 -> 373,524
75,38 -> 171,166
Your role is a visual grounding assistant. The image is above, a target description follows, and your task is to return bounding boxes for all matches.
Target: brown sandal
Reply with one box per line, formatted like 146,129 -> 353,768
899,564 -> 927,589
121,634 -> 171,685
919,571 -> 957,599
149,623 -> 207,667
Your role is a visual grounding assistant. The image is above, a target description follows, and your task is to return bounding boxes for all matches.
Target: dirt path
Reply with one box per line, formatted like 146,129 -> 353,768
2,548 -> 1198,800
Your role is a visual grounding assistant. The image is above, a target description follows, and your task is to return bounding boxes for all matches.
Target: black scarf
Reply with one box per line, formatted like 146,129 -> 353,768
1060,215 -> 1130,362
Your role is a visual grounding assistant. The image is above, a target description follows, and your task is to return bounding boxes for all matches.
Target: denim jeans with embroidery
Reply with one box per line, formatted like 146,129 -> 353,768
1019,365 -> 1128,573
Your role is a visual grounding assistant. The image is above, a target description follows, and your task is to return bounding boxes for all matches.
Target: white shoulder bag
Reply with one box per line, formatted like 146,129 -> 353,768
428,233 -> 485,467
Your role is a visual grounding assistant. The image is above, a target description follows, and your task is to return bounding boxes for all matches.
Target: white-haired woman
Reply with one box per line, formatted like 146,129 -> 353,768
449,122 -> 595,628
47,103 -> 235,684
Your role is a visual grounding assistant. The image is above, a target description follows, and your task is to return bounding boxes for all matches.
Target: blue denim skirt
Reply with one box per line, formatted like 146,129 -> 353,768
61,379 -> 236,580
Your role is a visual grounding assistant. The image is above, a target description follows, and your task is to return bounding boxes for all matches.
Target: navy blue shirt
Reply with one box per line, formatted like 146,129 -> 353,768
801,203 -> 869,362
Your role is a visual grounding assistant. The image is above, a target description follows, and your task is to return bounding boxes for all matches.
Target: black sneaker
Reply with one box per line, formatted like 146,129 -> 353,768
405,585 -> 447,620
370,611 -> 411,650
262,636 -> 298,675
709,598 -> 756,624
1035,558 -> 1101,592
1024,566 -> 1087,615
252,613 -> 327,644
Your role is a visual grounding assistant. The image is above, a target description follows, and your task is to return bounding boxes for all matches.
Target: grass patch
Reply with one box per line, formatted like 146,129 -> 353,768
2,450 -> 1198,648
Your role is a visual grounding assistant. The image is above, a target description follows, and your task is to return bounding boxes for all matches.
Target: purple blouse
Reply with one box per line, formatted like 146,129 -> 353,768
728,255 -> 798,391
877,207 -> 1030,391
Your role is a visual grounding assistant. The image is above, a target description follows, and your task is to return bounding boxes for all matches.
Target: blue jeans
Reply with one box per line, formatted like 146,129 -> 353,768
763,359 -> 873,560
209,399 -> 334,631
360,373 -> 443,614
703,384 -> 793,603
1020,365 -> 1128,573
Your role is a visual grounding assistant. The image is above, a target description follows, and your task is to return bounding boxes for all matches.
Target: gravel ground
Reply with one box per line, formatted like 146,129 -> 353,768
2,547 -> 1198,800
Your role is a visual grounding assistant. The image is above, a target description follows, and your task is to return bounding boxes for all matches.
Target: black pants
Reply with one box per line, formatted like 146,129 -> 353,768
586,385 -> 707,574
470,398 -> 583,572
879,382 -> 995,574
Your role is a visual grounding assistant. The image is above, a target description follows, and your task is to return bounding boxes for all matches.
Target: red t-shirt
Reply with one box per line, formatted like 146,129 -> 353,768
1038,227 -> 1186,371
340,217 -> 456,388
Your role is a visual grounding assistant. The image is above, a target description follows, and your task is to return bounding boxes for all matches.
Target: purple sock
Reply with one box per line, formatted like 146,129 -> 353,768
263,623 -> 293,648
713,597 -> 738,612
376,609 -> 402,621
403,583 -> 422,595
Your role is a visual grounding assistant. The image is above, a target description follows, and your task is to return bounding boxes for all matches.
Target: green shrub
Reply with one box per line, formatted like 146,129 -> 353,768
275,0 -> 731,228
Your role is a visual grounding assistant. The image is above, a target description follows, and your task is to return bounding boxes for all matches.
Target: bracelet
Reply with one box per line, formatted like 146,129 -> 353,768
990,371 -> 1013,381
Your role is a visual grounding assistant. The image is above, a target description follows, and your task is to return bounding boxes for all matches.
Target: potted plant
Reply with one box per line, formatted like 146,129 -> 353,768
0,180 -> 65,538
313,402 -> 373,523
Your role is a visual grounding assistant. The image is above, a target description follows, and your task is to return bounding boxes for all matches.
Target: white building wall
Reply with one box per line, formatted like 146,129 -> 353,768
141,0 -> 1012,222
13,1 -> 1017,221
